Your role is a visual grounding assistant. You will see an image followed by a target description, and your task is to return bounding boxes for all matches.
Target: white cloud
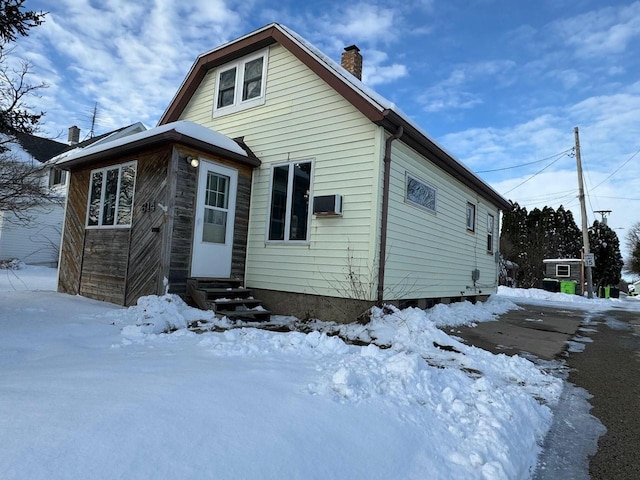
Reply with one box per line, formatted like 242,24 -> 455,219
551,1 -> 640,58
418,60 -> 515,113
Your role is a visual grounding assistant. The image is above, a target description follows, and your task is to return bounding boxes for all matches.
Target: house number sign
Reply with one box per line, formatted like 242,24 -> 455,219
141,202 -> 156,213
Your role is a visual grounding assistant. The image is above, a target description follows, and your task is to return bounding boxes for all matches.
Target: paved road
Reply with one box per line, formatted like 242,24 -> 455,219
454,300 -> 640,478
567,306 -> 640,479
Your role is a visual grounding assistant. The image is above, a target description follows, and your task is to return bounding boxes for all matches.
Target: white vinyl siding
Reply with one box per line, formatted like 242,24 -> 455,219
0,205 -> 64,267
180,44 -> 381,299
383,140 -> 500,299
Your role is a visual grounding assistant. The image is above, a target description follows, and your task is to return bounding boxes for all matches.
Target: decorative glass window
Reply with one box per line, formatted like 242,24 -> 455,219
405,173 -> 436,212
213,49 -> 268,117
466,202 -> 476,232
487,214 -> 495,253
268,160 -> 313,242
556,264 -> 570,277
86,162 -> 136,228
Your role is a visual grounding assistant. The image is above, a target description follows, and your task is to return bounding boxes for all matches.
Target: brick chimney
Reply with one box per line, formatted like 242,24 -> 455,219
341,45 -> 362,80
68,125 -> 80,145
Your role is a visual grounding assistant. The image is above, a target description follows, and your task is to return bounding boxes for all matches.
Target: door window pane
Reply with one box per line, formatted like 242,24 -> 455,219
202,172 -> 229,244
203,208 -> 227,244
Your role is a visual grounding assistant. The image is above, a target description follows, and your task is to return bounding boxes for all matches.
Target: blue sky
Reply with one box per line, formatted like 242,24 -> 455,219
15,0 -> 640,258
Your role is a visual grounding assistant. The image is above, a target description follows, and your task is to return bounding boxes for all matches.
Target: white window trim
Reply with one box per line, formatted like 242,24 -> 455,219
212,48 -> 269,118
265,159 -> 314,244
466,202 -> 476,232
405,172 -> 437,214
556,264 -> 571,277
487,213 -> 495,253
85,161 -> 137,229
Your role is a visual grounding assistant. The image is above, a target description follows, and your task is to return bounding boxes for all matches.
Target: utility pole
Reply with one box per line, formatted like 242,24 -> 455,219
575,127 -> 594,299
594,209 -> 611,225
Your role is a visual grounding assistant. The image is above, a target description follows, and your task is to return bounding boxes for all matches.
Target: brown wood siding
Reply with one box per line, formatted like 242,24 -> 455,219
80,229 -> 130,304
58,169 -> 90,295
231,168 -> 252,279
124,149 -> 170,305
168,152 -> 197,296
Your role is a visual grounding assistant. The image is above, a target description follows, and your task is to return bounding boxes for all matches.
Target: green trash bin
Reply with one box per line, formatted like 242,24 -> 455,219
560,280 -> 577,295
598,286 -> 611,299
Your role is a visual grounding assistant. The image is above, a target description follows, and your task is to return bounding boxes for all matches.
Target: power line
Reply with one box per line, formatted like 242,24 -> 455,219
590,146 -> 640,192
501,152 -> 568,195
475,147 -> 574,173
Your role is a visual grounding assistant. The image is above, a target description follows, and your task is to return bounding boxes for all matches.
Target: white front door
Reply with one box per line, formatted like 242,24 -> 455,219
191,160 -> 237,278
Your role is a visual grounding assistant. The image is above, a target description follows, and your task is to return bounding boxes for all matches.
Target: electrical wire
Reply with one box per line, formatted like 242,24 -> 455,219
475,147 -> 574,173
501,151 -> 568,196
590,146 -> 640,192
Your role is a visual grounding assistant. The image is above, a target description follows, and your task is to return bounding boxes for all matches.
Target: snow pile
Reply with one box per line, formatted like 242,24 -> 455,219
113,295 -> 561,479
498,286 -> 618,307
118,294 -> 225,339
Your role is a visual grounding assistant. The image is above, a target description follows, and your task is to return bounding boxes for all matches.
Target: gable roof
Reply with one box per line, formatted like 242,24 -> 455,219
56,121 -> 259,170
13,133 -> 69,163
159,23 -> 511,210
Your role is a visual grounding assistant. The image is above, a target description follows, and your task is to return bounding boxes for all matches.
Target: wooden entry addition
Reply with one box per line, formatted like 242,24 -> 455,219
191,160 -> 238,278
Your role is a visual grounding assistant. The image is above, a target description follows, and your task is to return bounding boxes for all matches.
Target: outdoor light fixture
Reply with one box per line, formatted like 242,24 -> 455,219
186,156 -> 199,168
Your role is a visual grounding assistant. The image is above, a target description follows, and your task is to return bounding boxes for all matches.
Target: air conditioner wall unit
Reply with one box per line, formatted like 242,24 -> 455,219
313,194 -> 342,216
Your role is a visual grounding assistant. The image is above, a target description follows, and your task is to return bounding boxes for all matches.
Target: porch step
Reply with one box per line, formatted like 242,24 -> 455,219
186,277 -> 270,322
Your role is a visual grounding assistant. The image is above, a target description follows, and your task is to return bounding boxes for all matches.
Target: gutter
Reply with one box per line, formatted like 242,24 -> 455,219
377,126 -> 403,305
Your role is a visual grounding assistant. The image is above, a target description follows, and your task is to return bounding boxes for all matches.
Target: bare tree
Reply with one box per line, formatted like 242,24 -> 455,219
625,222 -> 640,277
0,1 -> 52,222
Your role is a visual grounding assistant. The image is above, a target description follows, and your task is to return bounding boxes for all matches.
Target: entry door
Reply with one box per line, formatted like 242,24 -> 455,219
191,160 -> 238,278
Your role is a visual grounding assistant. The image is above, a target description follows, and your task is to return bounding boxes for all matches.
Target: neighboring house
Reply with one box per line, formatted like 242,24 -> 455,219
0,124 -> 146,266
56,23 -> 510,321
0,133 -> 69,266
542,258 -> 582,294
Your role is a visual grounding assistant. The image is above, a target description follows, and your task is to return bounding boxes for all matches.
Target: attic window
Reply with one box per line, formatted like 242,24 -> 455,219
213,49 -> 268,117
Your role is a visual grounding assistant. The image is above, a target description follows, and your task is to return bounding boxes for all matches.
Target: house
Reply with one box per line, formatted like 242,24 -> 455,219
542,258 -> 582,294
56,23 -> 511,321
0,124 -> 146,267
0,133 -> 69,266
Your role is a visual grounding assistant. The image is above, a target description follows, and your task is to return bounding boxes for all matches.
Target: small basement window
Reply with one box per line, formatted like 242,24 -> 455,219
556,264 -> 570,277
86,162 -> 137,228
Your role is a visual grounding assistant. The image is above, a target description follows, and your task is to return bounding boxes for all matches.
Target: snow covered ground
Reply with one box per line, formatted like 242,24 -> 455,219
0,266 -> 635,479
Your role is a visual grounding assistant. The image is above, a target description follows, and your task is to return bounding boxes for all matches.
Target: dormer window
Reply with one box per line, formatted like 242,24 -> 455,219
213,49 -> 268,117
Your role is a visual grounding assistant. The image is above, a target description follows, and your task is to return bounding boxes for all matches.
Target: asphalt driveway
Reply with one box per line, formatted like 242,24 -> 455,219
453,299 -> 640,479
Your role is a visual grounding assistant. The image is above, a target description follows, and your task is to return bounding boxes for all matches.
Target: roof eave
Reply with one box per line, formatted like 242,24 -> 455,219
58,130 -> 260,170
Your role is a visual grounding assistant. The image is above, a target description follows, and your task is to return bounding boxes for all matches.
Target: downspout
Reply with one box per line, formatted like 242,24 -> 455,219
377,125 -> 403,305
